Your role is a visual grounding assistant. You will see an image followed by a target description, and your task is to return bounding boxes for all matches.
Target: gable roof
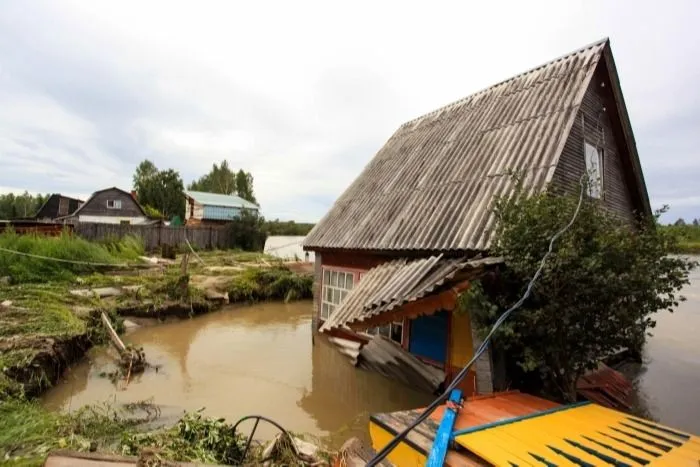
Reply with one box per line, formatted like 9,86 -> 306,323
70,187 -> 147,218
304,39 -> 649,253
185,191 -> 259,210
35,194 -> 84,218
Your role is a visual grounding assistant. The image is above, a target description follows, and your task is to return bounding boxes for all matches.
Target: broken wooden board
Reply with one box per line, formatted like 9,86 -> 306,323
358,335 -> 444,393
44,450 -> 215,466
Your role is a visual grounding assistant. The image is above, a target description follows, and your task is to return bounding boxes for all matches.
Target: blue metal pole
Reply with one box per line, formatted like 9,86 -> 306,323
426,389 -> 463,467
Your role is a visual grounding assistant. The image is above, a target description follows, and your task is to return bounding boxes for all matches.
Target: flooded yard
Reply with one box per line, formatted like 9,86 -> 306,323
41,257 -> 700,445
622,256 -> 700,434
41,301 -> 430,446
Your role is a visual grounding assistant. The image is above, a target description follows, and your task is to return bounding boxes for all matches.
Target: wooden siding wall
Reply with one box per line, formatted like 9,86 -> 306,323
80,189 -> 144,218
551,62 -> 637,222
75,222 -> 230,251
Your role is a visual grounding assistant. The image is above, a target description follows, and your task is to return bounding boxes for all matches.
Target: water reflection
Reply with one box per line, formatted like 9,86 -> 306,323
42,301 -> 430,444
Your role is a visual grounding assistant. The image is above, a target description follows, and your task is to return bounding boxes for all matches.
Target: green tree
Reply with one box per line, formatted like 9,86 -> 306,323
188,161 -> 257,204
188,160 -> 236,194
0,192 -> 49,219
235,169 -> 257,204
464,189 -> 695,402
225,210 -> 267,251
132,161 -> 185,220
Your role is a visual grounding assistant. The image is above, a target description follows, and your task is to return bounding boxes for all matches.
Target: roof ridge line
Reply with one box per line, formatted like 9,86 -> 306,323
399,38 -> 608,129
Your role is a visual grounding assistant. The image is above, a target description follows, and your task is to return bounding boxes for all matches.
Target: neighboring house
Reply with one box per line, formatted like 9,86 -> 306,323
59,187 -> 150,225
184,190 -> 259,225
35,194 -> 84,221
303,39 -> 650,397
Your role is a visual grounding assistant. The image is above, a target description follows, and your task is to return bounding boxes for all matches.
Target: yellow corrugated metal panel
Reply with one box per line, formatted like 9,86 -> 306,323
454,403 -> 700,466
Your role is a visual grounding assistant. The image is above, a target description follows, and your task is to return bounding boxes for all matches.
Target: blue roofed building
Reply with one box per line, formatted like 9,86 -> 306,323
184,190 -> 260,225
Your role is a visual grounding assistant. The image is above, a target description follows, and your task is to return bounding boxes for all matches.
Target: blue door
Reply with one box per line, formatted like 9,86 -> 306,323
409,310 -> 448,364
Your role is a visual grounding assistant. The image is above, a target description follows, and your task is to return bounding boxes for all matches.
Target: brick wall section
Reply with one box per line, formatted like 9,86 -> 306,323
471,316 -> 494,394
311,252 -> 323,337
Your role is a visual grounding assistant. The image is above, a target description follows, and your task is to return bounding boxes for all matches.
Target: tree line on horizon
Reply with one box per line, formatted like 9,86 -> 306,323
0,161 -> 316,238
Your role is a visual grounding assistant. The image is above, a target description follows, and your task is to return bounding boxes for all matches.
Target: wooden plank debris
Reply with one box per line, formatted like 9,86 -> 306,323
358,335 -> 444,393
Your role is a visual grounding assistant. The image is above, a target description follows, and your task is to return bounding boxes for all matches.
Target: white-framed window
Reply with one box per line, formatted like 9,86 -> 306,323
584,142 -> 604,199
366,320 -> 404,345
106,199 -> 122,209
321,269 -> 354,320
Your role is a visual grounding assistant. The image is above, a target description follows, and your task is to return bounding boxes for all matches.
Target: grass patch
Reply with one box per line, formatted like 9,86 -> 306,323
0,232 -> 145,283
228,266 -> 312,303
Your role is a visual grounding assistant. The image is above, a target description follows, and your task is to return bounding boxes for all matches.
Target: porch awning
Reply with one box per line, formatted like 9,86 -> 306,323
320,255 -> 502,332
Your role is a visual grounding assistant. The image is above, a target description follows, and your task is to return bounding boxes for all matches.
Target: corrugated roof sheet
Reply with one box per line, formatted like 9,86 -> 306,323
185,191 -> 259,210
320,256 -> 502,331
304,40 -> 607,252
453,403 -> 700,466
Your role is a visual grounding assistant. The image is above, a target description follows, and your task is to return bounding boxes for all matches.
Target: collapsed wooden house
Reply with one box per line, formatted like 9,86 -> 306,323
303,38 -> 651,397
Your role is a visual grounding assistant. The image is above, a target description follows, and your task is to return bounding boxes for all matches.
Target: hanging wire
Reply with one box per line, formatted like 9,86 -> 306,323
366,174 -> 587,466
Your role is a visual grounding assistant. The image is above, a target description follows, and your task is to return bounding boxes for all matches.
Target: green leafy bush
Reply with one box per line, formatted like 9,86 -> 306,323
464,190 -> 695,401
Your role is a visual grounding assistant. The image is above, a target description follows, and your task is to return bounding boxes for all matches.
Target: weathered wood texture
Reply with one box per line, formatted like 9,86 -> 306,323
551,61 -> 637,222
75,222 -> 229,251
78,188 -> 144,218
358,335 -> 445,393
35,194 -> 83,220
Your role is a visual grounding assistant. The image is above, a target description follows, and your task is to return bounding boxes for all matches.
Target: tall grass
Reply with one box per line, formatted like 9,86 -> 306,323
0,231 -> 145,283
228,266 -> 313,303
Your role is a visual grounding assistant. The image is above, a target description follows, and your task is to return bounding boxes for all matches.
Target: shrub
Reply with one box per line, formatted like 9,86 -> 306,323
228,267 -> 312,303
464,190 -> 695,401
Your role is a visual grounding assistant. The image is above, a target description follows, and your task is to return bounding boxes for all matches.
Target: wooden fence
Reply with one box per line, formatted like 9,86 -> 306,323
75,222 -> 230,251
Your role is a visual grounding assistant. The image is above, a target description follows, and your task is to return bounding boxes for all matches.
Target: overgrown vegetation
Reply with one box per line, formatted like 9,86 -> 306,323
0,398 -> 254,466
225,210 -> 268,251
0,232 -> 144,283
228,266 -> 313,303
462,189 -> 696,402
660,222 -> 700,254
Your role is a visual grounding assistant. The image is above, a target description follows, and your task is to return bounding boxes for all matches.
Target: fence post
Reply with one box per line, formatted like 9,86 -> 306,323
209,227 -> 213,250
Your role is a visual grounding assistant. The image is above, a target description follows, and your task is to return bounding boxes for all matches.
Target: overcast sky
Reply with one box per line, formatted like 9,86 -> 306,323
1,1 -> 698,222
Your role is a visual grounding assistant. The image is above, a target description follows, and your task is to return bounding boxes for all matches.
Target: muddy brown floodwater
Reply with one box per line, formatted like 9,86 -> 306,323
620,256 -> 700,434
42,301 -> 432,446
42,260 -> 700,443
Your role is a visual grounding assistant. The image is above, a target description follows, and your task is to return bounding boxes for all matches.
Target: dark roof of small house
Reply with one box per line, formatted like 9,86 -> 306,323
304,38 -> 649,253
35,194 -> 84,219
68,187 -> 147,218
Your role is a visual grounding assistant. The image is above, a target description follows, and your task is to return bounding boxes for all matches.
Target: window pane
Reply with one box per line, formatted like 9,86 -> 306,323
331,271 -> 338,286
328,304 -> 335,316
333,289 -> 340,304
341,290 -> 348,302
346,274 -> 354,289
323,270 -> 330,284
584,142 -> 602,198
338,273 -> 346,289
321,303 -> 328,319
379,325 -> 390,338
391,323 -> 403,343
325,286 -> 332,302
